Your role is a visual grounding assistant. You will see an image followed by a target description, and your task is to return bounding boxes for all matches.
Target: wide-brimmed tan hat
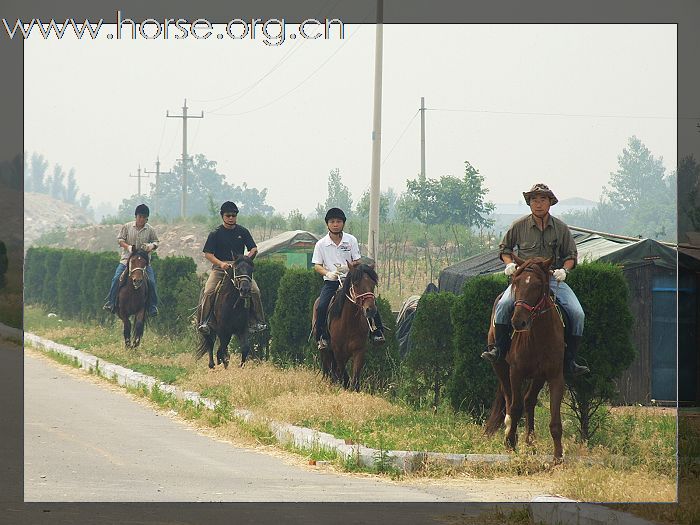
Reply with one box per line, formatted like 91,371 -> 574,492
523,183 -> 558,206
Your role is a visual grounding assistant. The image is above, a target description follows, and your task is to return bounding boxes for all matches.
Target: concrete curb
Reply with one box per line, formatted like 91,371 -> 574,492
530,495 -> 661,525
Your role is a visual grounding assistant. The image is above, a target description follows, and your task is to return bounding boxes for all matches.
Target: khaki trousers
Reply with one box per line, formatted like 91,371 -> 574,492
198,264 -> 265,325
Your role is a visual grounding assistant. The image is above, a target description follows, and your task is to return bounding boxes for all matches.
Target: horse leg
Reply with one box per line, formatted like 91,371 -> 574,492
217,332 -> 233,369
333,350 -> 350,389
239,331 -> 250,368
548,374 -> 565,462
132,310 -> 146,348
524,378 -> 545,446
350,348 -> 366,392
121,316 -> 132,348
505,369 -> 524,451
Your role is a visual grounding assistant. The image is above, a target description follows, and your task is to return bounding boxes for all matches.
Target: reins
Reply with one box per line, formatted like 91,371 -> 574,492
512,266 -> 554,329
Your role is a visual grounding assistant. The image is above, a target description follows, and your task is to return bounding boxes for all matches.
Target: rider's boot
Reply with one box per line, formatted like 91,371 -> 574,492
564,335 -> 590,376
480,323 -> 512,363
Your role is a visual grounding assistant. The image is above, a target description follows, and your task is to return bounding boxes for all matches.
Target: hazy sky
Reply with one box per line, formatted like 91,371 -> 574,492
24,23 -> 676,217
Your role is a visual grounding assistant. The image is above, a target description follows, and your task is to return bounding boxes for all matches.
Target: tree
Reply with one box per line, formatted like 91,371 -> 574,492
64,168 -> 79,204
28,152 -> 48,193
603,136 -> 676,240
399,161 -> 495,227
354,188 -> 390,221
49,164 -> 65,200
315,168 -> 353,219
678,155 -> 700,237
287,209 -> 306,230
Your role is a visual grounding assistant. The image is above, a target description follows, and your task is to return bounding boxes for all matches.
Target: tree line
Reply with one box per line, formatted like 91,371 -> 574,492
24,151 -> 92,211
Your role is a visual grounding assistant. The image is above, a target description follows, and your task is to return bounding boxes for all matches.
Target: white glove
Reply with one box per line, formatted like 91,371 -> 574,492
337,264 -> 349,274
504,262 -> 517,276
326,271 -> 339,281
127,245 -> 135,253
553,268 -> 568,282
141,242 -> 157,252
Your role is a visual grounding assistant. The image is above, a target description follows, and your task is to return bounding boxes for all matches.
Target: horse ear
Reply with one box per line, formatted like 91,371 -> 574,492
512,254 -> 525,266
349,260 -> 361,269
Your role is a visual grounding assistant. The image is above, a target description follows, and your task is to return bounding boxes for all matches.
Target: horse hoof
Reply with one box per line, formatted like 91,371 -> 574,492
208,362 -> 215,369
239,361 -> 245,369
223,360 -> 229,369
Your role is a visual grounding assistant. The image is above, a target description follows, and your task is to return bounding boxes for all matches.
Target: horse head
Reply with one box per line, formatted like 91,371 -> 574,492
510,256 -> 553,331
127,249 -> 150,290
225,255 -> 254,298
344,263 -> 379,325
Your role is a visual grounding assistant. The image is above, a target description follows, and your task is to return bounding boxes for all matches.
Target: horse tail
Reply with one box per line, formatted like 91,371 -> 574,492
484,382 -> 506,436
195,333 -> 213,360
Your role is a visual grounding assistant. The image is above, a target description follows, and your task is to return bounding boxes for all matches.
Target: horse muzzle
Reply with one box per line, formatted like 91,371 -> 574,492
132,279 -> 144,289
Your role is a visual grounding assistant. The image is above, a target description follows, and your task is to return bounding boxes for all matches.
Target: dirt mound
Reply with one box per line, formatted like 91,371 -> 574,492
25,193 -> 94,246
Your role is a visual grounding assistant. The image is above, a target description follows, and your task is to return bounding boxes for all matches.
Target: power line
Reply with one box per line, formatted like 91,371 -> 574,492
426,107 -> 694,120
381,109 -> 419,166
209,22 -> 367,118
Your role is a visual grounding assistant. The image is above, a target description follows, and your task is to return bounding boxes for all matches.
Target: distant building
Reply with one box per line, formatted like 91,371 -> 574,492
256,230 -> 319,269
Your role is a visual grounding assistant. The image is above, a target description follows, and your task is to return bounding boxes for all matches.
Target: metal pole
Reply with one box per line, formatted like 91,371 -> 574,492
368,0 -> 383,261
420,96 -> 426,178
145,157 -> 173,218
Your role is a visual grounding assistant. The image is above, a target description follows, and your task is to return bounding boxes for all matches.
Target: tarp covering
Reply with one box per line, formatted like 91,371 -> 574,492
256,230 -> 319,258
395,283 -> 438,357
438,232 -> 688,294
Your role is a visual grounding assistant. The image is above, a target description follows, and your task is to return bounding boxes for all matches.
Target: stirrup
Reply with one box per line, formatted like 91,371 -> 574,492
371,333 -> 386,345
567,361 -> 590,376
197,323 -> 211,335
317,337 -> 329,350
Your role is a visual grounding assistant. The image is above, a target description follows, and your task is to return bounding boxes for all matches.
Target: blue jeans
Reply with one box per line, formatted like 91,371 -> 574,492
106,263 -> 158,312
495,277 -> 584,336
315,280 -> 340,341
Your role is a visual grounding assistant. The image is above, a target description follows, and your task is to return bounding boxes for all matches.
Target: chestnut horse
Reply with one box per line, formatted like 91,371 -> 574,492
312,264 -> 379,391
117,248 -> 150,348
196,256 -> 254,370
484,256 -> 566,461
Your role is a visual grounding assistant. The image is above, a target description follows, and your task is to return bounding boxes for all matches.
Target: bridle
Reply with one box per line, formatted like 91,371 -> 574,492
128,254 -> 148,289
227,263 -> 252,295
341,272 -> 378,331
512,266 -> 553,329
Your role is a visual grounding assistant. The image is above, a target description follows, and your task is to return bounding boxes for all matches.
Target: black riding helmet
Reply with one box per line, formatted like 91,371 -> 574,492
324,207 -> 346,223
220,201 -> 239,215
135,204 -> 150,217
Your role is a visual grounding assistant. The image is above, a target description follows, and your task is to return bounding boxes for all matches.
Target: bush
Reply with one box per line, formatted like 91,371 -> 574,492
41,248 -> 65,310
55,249 -> 85,318
92,252 -> 119,325
150,255 -> 199,336
400,292 -> 456,408
250,259 -> 286,358
0,241 -> 7,289
564,262 -> 635,441
447,273 -> 507,421
24,247 -> 48,303
361,296 -> 401,394
270,268 -> 322,364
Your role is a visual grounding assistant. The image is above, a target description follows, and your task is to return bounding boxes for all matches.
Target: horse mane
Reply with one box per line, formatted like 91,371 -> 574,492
329,264 -> 378,320
128,249 -> 150,265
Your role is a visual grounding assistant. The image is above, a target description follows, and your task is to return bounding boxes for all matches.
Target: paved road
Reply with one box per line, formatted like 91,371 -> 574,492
24,349 -> 547,502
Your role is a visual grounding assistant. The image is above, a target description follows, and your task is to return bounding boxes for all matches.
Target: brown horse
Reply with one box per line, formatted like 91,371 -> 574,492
117,249 -> 150,348
196,256 -> 254,370
312,264 -> 379,391
484,256 -> 566,461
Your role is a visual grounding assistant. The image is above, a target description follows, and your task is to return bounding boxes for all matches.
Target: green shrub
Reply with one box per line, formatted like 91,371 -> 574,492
362,296 -> 401,394
24,247 -> 48,303
270,268 -> 321,364
565,262 -> 635,441
55,249 -> 85,318
150,255 -> 199,336
250,259 -> 286,358
400,292 -> 456,408
447,273 -> 507,421
41,248 -> 65,310
92,252 -> 119,324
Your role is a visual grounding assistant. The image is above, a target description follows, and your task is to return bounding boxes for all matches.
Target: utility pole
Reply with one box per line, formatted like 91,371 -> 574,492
129,165 -> 149,197
368,0 -> 384,262
144,157 -> 173,217
420,96 -> 426,178
167,99 -> 203,218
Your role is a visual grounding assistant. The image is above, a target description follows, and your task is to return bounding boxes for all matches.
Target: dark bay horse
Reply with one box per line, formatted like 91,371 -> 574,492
312,264 -> 379,391
196,256 -> 254,370
484,256 -> 566,461
117,248 -> 150,348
